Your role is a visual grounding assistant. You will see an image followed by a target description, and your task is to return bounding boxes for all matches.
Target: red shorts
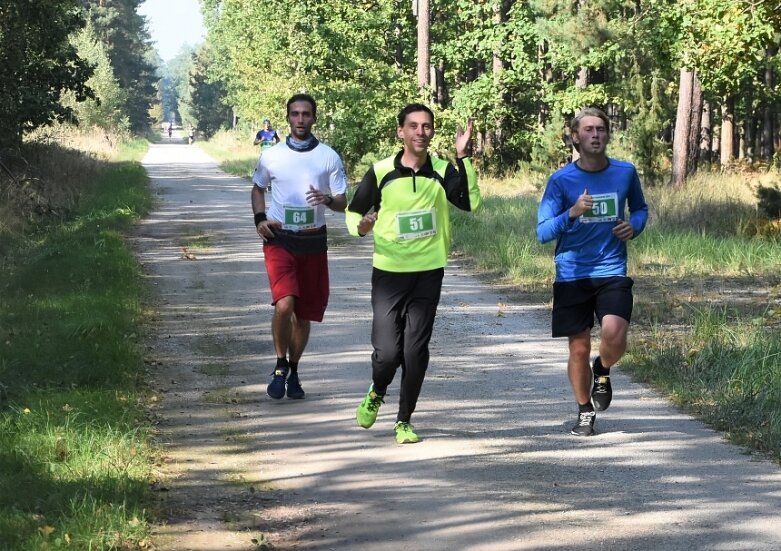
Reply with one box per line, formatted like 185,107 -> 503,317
263,243 -> 329,322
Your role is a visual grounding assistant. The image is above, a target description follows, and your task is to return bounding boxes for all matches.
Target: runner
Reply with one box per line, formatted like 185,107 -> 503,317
254,118 -> 280,151
251,93 -> 347,400
536,107 -> 648,436
346,103 -> 481,444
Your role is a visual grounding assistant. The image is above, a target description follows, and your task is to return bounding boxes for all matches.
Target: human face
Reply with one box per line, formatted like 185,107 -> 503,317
572,115 -> 609,156
287,100 -> 316,140
397,110 -> 434,156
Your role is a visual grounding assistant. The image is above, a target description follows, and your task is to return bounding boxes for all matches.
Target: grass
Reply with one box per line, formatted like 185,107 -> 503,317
199,128 -> 259,179
451,168 -> 781,460
0,137 -> 156,548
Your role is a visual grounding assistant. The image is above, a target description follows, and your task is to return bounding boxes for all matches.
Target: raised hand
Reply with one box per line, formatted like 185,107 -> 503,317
455,119 -> 474,158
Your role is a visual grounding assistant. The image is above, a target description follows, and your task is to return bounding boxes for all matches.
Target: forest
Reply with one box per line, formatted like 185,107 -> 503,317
2,2 -> 781,547
2,1 -> 781,187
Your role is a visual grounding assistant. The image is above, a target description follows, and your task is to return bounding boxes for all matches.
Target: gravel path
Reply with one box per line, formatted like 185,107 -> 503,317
134,140 -> 781,551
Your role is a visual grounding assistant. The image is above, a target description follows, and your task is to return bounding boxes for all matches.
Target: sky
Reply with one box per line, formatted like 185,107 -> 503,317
138,0 -> 206,62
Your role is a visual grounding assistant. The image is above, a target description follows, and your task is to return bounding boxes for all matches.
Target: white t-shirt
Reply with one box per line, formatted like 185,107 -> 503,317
252,141 -> 348,229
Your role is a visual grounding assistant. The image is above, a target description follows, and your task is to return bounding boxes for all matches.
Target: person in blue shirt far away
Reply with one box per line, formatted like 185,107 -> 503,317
254,118 -> 280,150
536,107 -> 648,437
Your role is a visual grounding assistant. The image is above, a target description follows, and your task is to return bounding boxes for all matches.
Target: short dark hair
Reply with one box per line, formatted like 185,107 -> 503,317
287,93 -> 317,118
397,103 -> 434,127
570,107 -> 610,136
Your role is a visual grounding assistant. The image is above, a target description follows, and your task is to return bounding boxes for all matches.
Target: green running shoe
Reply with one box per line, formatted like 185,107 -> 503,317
394,421 -> 420,444
356,384 -> 384,428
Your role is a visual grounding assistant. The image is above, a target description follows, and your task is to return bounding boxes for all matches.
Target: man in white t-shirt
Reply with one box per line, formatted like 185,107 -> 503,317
251,93 -> 348,400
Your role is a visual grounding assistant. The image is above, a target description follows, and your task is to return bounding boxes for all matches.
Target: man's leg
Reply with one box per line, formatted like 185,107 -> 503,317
288,313 -> 311,364
397,269 -> 443,424
272,295 -> 296,359
567,329 -> 592,406
597,314 -> 629,368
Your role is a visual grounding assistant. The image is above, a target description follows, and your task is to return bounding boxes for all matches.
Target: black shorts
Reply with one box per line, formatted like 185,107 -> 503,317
551,277 -> 634,338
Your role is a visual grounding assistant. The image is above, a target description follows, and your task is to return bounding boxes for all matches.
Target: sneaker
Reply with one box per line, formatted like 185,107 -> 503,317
571,410 -> 596,436
591,358 -> 612,411
356,385 -> 384,428
286,372 -> 305,399
394,421 -> 420,444
266,367 -> 288,400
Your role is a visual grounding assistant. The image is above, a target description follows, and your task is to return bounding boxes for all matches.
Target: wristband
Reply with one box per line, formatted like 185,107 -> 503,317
254,212 -> 267,226
325,194 -> 333,206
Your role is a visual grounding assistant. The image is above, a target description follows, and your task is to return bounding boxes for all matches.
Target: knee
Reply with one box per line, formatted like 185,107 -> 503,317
568,332 -> 591,359
274,296 -> 296,318
372,348 -> 402,370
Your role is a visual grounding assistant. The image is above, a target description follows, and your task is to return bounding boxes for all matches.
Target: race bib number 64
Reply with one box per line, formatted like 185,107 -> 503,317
282,205 -> 316,230
580,192 -> 618,224
396,209 -> 437,241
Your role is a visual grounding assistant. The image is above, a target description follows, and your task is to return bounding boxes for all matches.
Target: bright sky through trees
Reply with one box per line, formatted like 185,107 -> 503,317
138,0 -> 205,61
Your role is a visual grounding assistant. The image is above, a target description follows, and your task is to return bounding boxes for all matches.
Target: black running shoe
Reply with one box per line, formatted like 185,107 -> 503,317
591,361 -> 613,411
571,410 -> 596,436
286,372 -> 305,399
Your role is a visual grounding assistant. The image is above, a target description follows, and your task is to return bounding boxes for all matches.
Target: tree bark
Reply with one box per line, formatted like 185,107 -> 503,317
416,0 -> 430,91
762,50 -> 776,159
700,100 -> 711,164
671,68 -> 694,187
720,96 -> 735,167
686,72 -> 703,175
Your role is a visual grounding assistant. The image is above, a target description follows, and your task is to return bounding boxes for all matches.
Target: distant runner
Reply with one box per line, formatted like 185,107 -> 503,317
347,103 -> 481,444
254,118 -> 280,151
536,107 -> 649,437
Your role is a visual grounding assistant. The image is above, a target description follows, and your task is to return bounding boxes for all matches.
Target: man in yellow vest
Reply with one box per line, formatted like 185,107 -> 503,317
346,103 -> 481,444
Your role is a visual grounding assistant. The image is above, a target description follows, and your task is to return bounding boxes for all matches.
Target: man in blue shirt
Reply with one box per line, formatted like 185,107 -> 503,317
537,107 -> 648,436
254,118 -> 280,150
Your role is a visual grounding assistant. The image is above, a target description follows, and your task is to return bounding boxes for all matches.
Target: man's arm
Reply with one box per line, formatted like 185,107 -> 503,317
536,178 -> 575,244
443,119 -> 481,212
345,168 -> 380,236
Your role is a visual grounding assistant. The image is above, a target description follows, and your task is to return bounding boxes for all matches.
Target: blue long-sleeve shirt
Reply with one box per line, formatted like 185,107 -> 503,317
536,159 -> 648,282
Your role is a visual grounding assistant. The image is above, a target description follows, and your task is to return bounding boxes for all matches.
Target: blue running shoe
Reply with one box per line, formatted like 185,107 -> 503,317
267,367 -> 288,400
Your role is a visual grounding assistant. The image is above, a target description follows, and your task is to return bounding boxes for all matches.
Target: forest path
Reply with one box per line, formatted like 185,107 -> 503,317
133,141 -> 781,551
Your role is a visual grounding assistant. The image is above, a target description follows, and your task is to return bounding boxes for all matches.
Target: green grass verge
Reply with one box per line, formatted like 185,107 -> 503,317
0,139 -> 156,548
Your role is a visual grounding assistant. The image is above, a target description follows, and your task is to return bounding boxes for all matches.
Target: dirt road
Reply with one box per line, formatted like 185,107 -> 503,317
134,141 -> 781,550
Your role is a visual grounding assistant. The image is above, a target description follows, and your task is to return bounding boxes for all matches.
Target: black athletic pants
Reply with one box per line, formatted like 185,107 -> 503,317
370,267 -> 444,423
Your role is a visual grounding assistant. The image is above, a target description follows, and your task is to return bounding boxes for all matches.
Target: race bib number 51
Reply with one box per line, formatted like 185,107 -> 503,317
396,209 -> 437,241
580,192 -> 618,223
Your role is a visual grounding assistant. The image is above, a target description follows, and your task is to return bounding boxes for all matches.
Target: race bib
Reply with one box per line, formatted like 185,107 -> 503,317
282,205 -> 316,231
581,193 -> 618,223
396,209 -> 437,241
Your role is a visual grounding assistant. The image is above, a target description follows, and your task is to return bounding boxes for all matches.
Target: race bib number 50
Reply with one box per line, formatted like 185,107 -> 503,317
396,209 -> 437,241
282,205 -> 316,230
580,192 -> 618,223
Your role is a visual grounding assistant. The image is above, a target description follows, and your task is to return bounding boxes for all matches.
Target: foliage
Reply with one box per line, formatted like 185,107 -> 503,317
83,0 -> 158,133
0,0 -> 94,148
756,183 -> 781,219
63,20 -> 130,133
189,45 -> 232,138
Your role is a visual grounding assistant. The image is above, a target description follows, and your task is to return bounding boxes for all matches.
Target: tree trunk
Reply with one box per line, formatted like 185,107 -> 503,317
700,100 -> 711,164
686,72 -> 703,175
762,51 -> 776,159
435,60 -> 447,106
720,96 -> 735,167
416,0 -> 430,91
671,68 -> 694,187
